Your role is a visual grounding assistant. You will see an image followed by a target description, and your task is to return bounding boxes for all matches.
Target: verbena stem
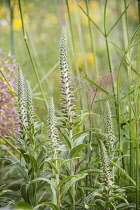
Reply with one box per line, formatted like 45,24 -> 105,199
65,0 -> 78,75
70,128 -> 75,210
136,0 -> 140,208
17,0 -> 47,108
0,135 -> 21,155
9,0 -> 15,54
85,0 -> 98,77
0,68 -> 16,96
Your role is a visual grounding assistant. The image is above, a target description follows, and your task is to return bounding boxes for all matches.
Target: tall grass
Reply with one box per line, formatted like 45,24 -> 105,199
0,0 -> 140,209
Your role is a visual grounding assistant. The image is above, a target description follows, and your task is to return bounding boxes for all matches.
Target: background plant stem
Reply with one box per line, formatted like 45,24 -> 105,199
17,0 -> 47,108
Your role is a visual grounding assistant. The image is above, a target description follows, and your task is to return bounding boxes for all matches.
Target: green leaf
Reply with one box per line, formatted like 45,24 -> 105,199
60,157 -> 80,167
27,183 -> 36,206
34,140 -> 48,151
60,173 -> 87,198
14,201 -> 33,210
24,153 -> 38,172
33,60 -> 59,92
70,144 -> 87,158
83,76 -> 114,100
0,156 -> 18,164
58,175 -> 78,189
106,201 -> 112,207
116,203 -> 136,209
0,189 -> 12,196
20,184 -> 29,204
107,4 -> 130,36
33,202 -> 59,210
125,25 -> 140,53
80,168 -> 102,174
72,129 -> 97,140
31,177 -> 56,189
111,42 -> 124,53
58,129 -> 71,149
17,164 -> 28,181
51,182 -> 57,205
110,160 -> 136,185
37,150 -> 45,166
73,133 -> 88,147
40,160 -> 58,174
85,204 -> 100,209
78,5 -> 104,35
124,59 -> 140,77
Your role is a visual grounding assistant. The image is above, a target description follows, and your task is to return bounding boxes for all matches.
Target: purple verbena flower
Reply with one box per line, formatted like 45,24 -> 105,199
0,50 -> 19,136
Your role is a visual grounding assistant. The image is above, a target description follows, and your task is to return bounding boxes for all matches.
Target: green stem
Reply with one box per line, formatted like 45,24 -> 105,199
65,0 -> 78,75
0,68 -> 16,96
136,1 -> 140,209
122,0 -> 133,180
135,104 -> 139,210
74,0 -> 88,72
70,128 -> 75,210
85,0 -> 98,77
104,0 -> 121,184
103,0 -> 116,96
0,135 -> 21,155
9,0 -> 15,54
17,0 -> 47,108
54,148 -> 60,208
129,102 -> 134,179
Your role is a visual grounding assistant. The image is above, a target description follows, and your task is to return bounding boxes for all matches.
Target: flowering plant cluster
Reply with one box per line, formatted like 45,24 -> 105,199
0,50 -> 19,135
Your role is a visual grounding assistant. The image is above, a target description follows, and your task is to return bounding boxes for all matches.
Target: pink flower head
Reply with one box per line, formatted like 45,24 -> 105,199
0,50 -> 19,135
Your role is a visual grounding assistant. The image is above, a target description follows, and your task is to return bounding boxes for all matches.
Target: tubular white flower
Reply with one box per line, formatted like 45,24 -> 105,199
60,27 -> 77,123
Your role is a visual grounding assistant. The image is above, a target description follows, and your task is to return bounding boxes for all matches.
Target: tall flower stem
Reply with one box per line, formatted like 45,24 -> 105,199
70,128 -> 75,210
136,1 -> 140,209
9,0 -> 15,54
104,0 -> 121,185
85,0 -> 98,78
0,68 -> 16,96
17,0 -> 47,108
122,0 -> 134,180
60,27 -> 77,210
65,0 -> 78,75
103,0 -> 114,81
47,97 -> 61,208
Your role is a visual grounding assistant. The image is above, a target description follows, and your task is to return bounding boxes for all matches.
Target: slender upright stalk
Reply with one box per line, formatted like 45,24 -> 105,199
17,0 -> 47,108
65,0 -> 78,74
122,0 -> 133,179
0,135 -> 20,155
74,0 -> 88,72
9,0 -> 15,54
136,1 -> 140,208
104,0 -> 121,184
0,68 -> 16,96
70,128 -> 75,210
135,104 -> 139,210
122,0 -> 133,175
60,27 -> 77,210
85,0 -> 98,77
103,0 -> 116,100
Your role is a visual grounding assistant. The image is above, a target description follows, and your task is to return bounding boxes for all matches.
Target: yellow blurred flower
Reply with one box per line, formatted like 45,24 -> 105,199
0,6 -> 5,18
13,18 -> 21,30
47,13 -> 58,25
89,0 -> 99,10
79,0 -> 100,26
77,55 -> 83,68
77,53 -> 94,70
87,52 -> 94,65
129,5 -> 137,21
12,3 -> 28,31
78,0 -> 86,9
68,0 -> 75,13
